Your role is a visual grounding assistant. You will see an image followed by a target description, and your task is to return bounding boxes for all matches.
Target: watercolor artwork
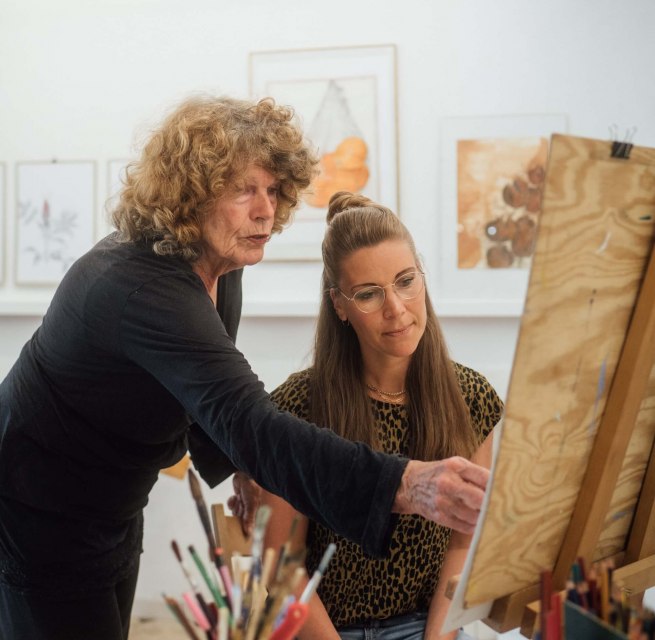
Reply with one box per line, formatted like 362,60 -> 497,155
305,79 -> 373,209
438,114 -> 568,315
457,136 -> 548,270
267,76 -> 378,214
15,161 -> 95,285
250,45 -> 397,260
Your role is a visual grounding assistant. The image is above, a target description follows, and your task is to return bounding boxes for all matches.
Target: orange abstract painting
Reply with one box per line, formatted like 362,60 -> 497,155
457,137 -> 548,269
250,45 -> 398,259
304,79 -> 371,208
308,136 -> 369,208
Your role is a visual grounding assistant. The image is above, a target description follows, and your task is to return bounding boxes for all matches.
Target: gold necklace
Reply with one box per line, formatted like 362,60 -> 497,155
366,383 -> 407,398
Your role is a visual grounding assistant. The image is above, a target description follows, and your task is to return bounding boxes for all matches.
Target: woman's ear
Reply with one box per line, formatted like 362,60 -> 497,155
330,289 -> 348,322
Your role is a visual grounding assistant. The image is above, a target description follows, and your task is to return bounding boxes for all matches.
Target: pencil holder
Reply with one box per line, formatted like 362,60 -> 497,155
564,601 -> 628,639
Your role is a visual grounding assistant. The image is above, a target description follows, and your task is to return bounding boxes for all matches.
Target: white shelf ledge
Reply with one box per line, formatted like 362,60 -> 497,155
0,297 -> 524,319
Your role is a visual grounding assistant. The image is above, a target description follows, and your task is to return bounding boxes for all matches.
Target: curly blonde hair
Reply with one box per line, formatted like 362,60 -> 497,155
112,95 -> 318,261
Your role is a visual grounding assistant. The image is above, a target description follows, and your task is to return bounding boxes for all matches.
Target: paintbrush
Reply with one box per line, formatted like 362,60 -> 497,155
217,606 -> 229,640
250,505 -> 272,574
267,544 -> 336,640
188,468 -> 215,553
162,592 -> 201,640
188,468 -> 233,608
182,590 -> 215,639
231,552 -> 245,631
189,543 -> 231,622
244,547 -> 276,640
172,539 -> 201,592
240,506 -> 272,627
171,540 -> 217,631
299,543 -> 336,604
213,546 -> 234,610
256,565 -> 306,639
273,515 -> 299,584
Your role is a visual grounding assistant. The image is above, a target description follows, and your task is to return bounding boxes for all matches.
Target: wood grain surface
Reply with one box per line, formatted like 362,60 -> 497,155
464,134 -> 655,606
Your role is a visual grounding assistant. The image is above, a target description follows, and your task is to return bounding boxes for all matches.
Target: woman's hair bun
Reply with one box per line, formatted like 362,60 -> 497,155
326,191 -> 374,224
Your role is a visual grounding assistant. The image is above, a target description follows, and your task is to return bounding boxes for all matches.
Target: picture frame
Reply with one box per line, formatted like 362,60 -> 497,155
15,160 -> 96,286
0,163 -> 5,286
103,158 -> 129,239
249,44 -> 398,261
438,114 -> 568,316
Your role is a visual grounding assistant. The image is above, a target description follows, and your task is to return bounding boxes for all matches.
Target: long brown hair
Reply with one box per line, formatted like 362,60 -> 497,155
310,191 -> 476,460
112,95 -> 318,262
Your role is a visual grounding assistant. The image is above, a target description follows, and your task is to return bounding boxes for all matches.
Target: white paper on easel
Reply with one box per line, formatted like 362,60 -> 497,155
441,419 -> 504,633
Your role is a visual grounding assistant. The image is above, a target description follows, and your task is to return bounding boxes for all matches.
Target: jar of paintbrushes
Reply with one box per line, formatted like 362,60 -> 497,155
163,469 -> 336,640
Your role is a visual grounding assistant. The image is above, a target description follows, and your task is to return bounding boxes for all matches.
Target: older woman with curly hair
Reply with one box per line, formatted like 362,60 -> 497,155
0,95 -> 491,640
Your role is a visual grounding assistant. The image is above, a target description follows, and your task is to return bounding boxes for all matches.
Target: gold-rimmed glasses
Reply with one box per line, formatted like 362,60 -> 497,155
333,270 -> 425,313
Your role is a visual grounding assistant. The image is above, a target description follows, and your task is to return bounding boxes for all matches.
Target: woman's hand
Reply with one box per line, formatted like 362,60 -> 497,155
227,471 -> 262,537
392,458 -> 489,534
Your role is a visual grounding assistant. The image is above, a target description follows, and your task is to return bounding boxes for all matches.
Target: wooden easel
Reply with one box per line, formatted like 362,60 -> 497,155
448,135 -> 655,637
492,239 -> 655,638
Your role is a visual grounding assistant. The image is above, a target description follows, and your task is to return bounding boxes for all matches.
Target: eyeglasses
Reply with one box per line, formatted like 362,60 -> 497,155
334,270 -> 425,313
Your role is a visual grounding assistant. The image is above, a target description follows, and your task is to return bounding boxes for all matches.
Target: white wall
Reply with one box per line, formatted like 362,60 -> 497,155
1,0 -> 654,636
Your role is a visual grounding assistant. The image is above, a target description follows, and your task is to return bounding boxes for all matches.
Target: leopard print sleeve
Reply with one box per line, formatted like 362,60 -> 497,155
453,362 -> 504,443
269,369 -> 312,420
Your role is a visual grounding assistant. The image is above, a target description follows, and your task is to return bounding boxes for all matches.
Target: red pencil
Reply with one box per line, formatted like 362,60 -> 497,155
549,592 -> 561,640
540,569 -> 552,640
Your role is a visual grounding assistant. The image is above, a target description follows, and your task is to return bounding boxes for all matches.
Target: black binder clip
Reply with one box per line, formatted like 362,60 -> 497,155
609,125 -> 636,160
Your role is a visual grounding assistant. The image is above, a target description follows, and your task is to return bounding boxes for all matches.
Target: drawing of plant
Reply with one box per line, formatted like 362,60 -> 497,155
18,197 -> 80,274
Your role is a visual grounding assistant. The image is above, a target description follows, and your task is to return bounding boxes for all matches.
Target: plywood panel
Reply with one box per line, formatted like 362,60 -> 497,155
464,135 -> 655,606
594,365 -> 655,560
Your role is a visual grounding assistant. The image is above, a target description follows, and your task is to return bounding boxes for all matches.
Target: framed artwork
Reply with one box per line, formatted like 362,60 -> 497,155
15,160 -> 96,286
103,158 -> 129,238
438,114 -> 568,315
249,44 -> 398,261
0,163 -> 5,285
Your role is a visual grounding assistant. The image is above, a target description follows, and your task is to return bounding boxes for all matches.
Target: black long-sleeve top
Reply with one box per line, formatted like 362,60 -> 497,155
0,235 -> 406,595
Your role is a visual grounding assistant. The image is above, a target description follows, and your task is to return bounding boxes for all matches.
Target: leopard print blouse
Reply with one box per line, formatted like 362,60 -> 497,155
269,363 -> 503,627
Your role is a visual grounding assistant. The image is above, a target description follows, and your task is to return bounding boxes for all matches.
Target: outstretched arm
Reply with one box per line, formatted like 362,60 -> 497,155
230,454 -> 490,542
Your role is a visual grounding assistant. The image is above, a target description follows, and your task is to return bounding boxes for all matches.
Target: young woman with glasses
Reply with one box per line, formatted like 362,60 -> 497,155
261,191 -> 504,640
